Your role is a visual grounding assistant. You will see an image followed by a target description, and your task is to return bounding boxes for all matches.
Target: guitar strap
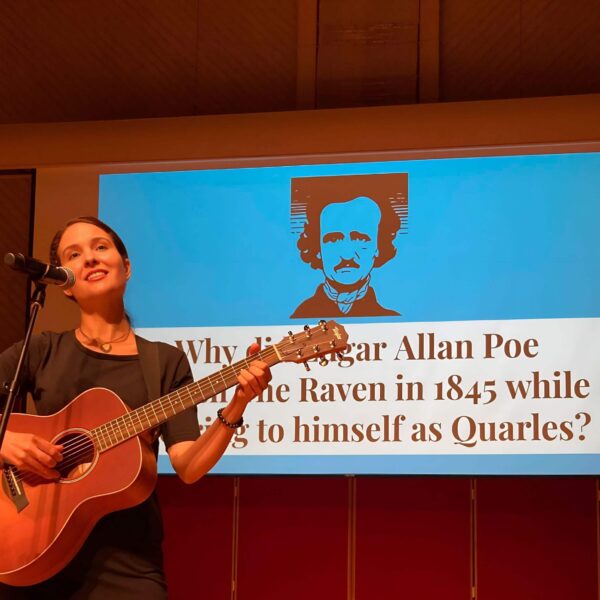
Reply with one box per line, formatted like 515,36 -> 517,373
136,336 -> 162,441
136,336 -> 161,402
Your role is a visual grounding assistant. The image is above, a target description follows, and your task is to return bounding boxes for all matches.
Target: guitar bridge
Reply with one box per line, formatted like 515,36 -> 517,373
1,464 -> 29,513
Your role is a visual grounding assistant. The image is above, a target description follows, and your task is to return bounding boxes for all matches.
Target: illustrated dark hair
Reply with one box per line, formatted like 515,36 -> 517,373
49,216 -> 129,266
297,196 -> 401,269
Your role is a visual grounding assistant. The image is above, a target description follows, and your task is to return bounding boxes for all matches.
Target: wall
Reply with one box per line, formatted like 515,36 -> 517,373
0,171 -> 34,351
156,475 -> 598,599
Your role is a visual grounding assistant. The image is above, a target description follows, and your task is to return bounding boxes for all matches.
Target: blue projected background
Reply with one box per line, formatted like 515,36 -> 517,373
100,153 -> 600,328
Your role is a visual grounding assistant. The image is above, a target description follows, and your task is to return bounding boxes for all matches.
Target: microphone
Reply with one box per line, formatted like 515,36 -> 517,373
4,253 -> 75,289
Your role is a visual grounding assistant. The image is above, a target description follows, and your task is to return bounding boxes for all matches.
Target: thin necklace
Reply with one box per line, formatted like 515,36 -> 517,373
77,326 -> 131,353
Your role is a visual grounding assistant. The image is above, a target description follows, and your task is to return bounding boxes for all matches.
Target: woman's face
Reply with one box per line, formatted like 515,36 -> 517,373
56,222 -> 130,304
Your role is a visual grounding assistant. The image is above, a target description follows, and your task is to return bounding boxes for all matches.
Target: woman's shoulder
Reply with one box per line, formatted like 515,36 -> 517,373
37,330 -> 73,342
0,330 -> 75,379
3,330 -> 73,355
31,330 -> 76,358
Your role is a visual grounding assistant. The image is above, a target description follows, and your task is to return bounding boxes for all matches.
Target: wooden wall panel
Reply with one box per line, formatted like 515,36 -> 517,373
355,477 -> 472,600
0,1 -> 198,123
317,0 -> 419,108
476,477 -> 598,600
440,0 -> 521,101
236,477 -> 349,599
0,0 -> 299,123
418,0 -> 440,103
1,1 -> 600,123
157,475 -> 236,600
0,171 -> 33,354
157,474 -> 599,599
520,0 -> 600,98
440,0 -> 600,102
195,0 -> 298,114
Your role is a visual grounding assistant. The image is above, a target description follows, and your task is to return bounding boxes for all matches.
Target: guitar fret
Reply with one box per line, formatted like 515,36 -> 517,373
94,425 -> 105,450
132,409 -> 142,434
125,413 -> 133,434
106,420 -> 117,445
207,376 -> 217,396
175,389 -> 186,408
158,401 -> 169,421
195,385 -> 205,404
114,418 -> 125,442
150,402 -> 161,428
140,404 -> 153,430
92,431 -> 103,451
118,417 -> 129,439
103,424 -> 112,450
101,425 -> 110,449
218,370 -> 228,387
92,429 -> 103,452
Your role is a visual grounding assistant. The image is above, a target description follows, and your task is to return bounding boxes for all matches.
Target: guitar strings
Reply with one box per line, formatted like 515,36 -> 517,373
52,349 -> 271,454
54,341 -> 285,457
57,347 -> 274,456
17,334 -> 339,482
14,348 -> 277,482
14,331 -> 341,484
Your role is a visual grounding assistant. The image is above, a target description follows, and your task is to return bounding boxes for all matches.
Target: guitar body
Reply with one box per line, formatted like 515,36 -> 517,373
0,388 -> 157,586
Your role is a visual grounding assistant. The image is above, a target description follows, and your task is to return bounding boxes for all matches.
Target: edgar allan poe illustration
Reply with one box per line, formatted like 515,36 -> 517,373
290,173 -> 408,318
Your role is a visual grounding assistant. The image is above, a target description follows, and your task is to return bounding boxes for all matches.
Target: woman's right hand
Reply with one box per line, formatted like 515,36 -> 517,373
0,431 -> 63,479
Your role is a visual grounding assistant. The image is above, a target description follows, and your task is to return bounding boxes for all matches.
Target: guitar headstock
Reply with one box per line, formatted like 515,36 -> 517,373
274,320 -> 349,369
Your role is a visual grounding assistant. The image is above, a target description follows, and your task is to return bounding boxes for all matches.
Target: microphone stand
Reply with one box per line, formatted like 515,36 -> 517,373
0,281 -> 47,463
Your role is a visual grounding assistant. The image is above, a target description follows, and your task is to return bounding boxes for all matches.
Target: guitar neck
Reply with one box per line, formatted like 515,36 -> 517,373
92,346 -> 282,452
91,320 -> 349,453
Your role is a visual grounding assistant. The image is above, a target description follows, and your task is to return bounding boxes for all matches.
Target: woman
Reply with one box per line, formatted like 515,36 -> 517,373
0,216 -> 271,598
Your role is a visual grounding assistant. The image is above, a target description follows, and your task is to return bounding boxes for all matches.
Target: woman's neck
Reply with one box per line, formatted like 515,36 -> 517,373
78,302 -> 128,339
76,308 -> 136,355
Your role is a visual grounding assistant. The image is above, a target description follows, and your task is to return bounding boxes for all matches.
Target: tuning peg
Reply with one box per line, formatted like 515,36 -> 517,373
319,319 -> 328,331
288,331 -> 295,342
303,362 -> 311,372
304,325 -> 312,338
319,357 -> 328,366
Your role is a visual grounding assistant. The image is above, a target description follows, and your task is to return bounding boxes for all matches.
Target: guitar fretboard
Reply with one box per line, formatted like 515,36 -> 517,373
91,346 -> 281,452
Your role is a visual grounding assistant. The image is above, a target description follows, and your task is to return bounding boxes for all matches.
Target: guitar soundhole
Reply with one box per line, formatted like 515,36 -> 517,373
54,431 -> 96,481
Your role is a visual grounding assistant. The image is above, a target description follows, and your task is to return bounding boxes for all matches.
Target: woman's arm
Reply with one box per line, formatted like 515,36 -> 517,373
0,335 -> 62,478
167,349 -> 271,483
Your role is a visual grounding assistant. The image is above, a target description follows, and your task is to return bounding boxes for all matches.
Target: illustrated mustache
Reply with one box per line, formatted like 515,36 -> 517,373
334,259 -> 359,272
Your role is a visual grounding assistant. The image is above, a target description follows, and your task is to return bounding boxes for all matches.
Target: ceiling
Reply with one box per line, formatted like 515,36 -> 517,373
0,0 -> 599,124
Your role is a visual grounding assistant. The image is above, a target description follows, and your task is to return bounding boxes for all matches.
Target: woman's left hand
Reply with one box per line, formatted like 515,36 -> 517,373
233,343 -> 272,404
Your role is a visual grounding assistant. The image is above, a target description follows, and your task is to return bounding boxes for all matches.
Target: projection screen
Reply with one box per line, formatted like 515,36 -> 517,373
84,148 -> 600,475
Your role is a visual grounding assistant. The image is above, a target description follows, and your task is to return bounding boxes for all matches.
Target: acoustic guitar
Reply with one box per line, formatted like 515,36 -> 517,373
0,320 -> 348,586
